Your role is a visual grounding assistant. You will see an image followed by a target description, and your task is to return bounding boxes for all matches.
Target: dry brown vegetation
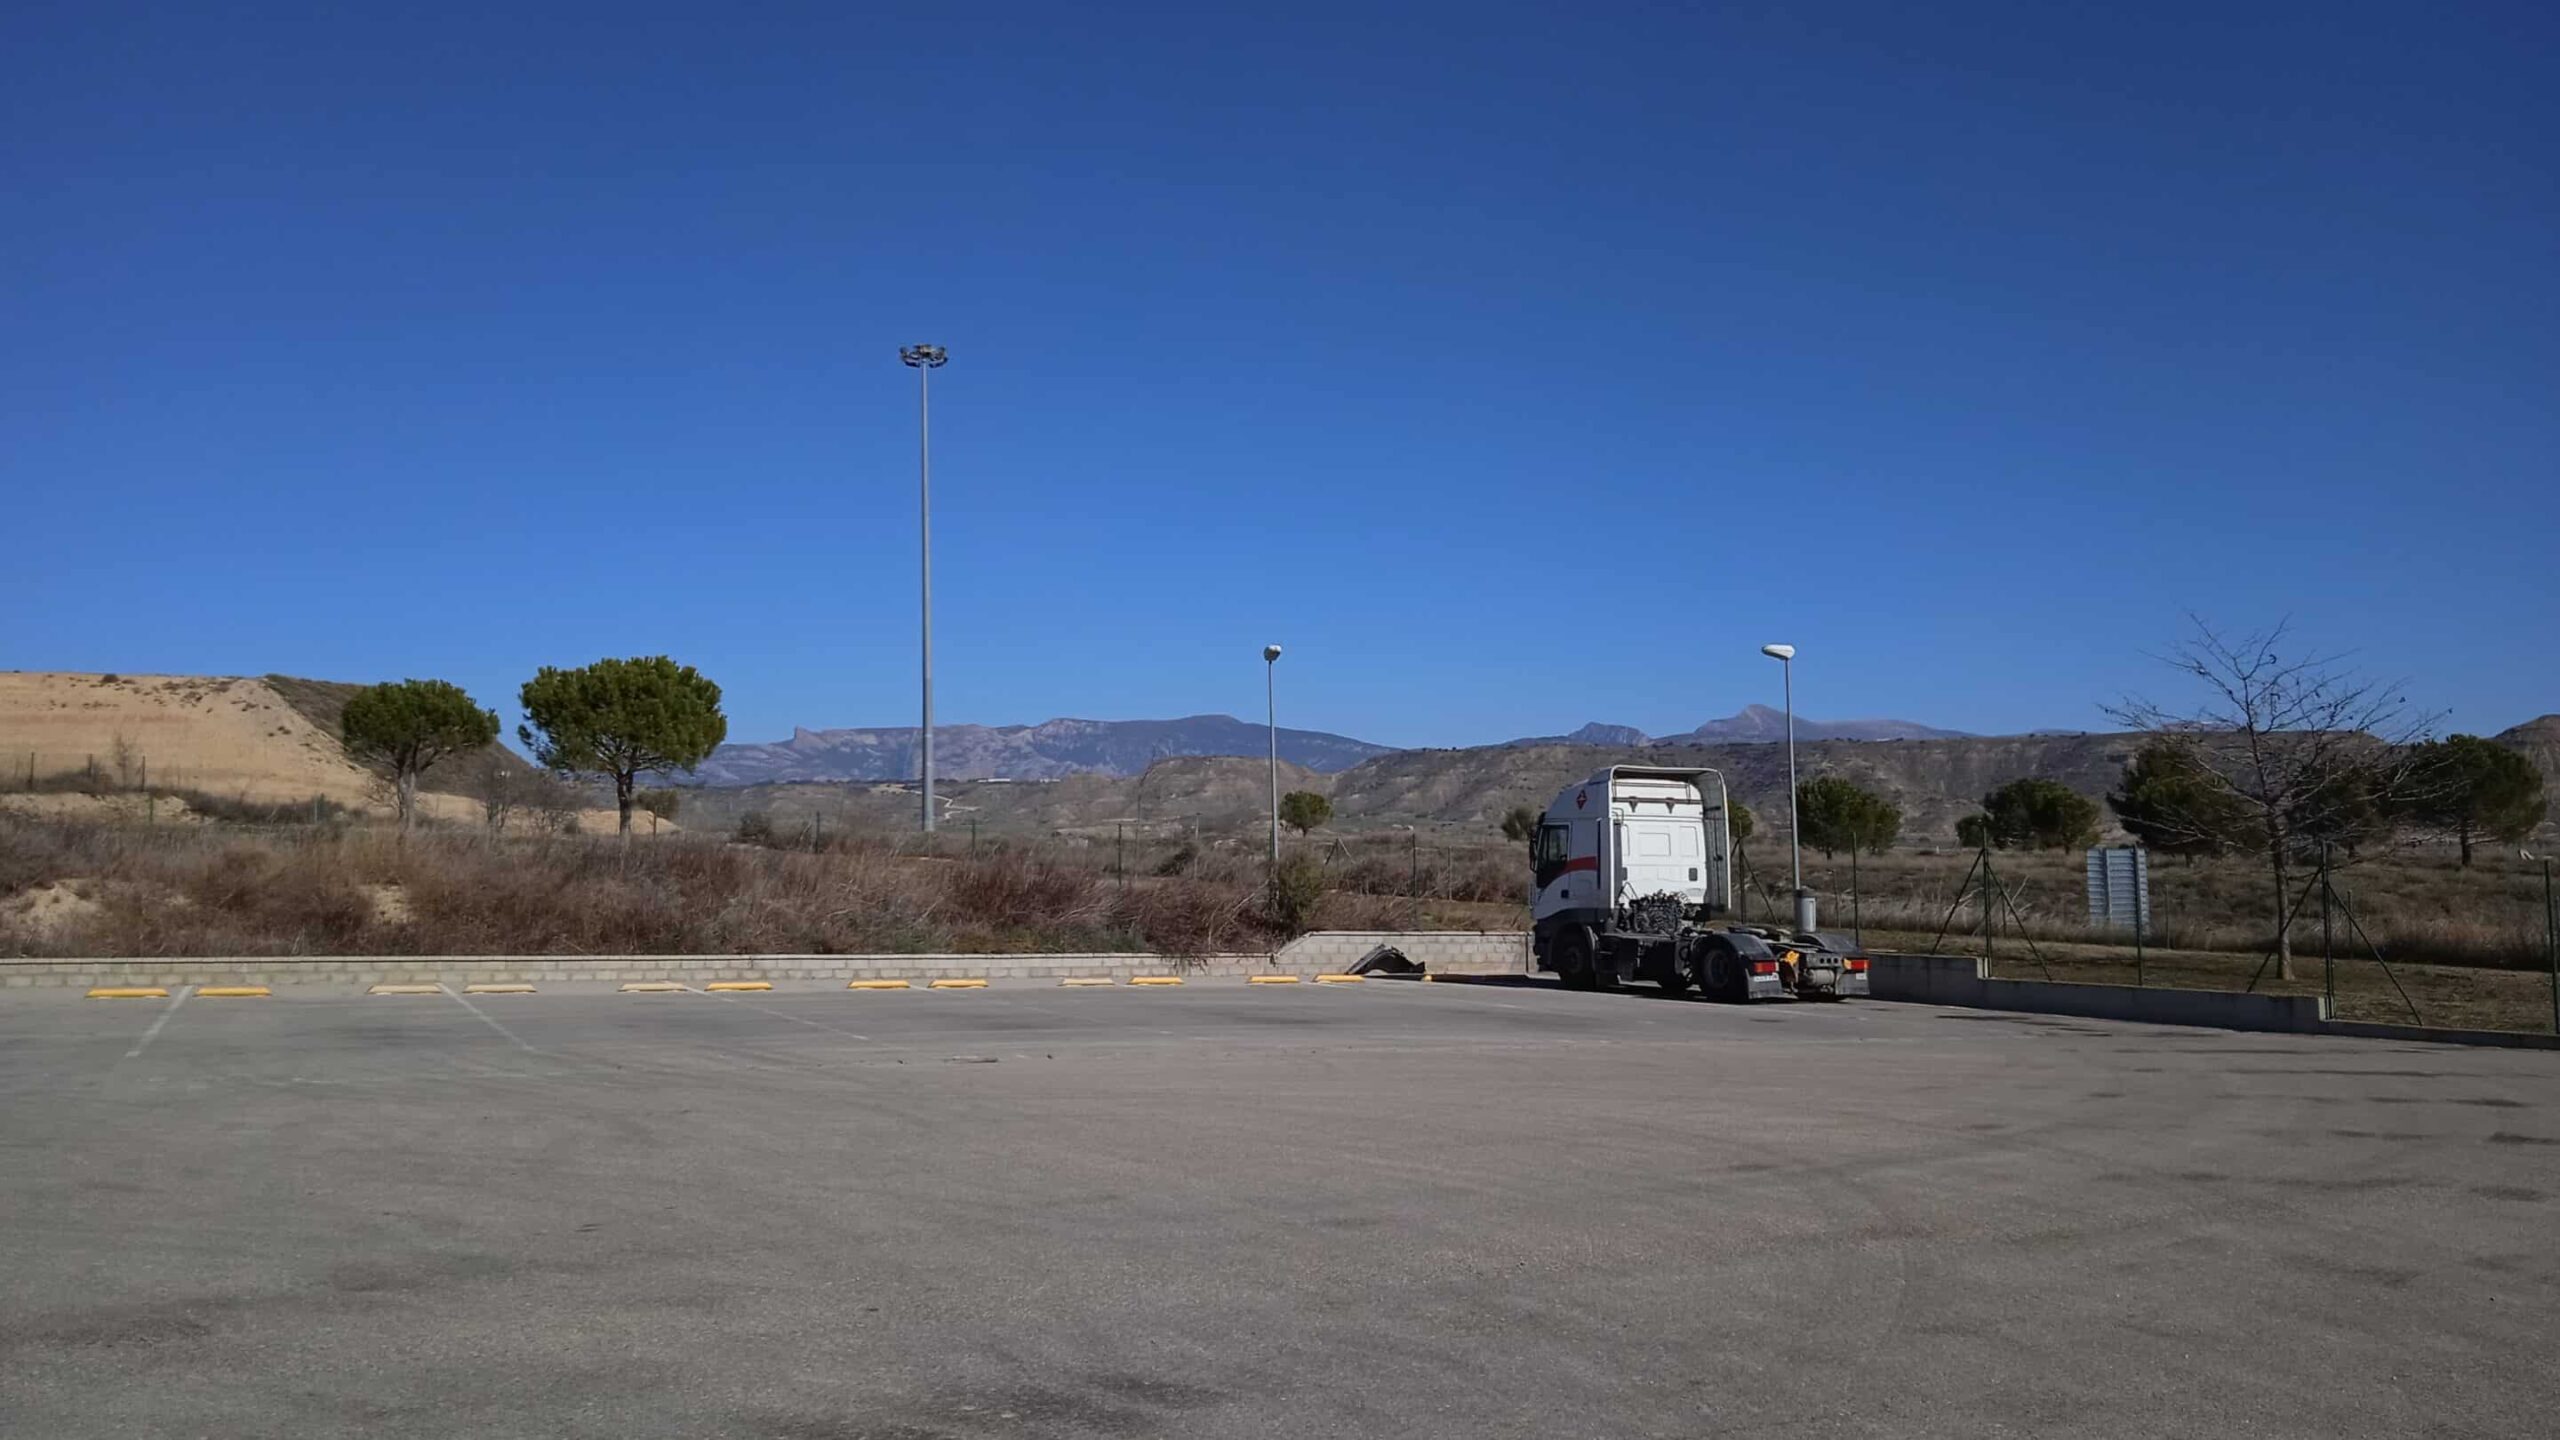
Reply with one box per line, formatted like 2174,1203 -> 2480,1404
1742,845 -> 2559,1034
5,806 -> 2550,1030
0,818 -> 1439,960
1743,845 -> 2555,973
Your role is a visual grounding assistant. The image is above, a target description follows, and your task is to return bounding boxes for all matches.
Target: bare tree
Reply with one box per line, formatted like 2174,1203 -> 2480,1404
476,765 -> 528,834
2105,618 -> 2441,980
527,773 -> 585,836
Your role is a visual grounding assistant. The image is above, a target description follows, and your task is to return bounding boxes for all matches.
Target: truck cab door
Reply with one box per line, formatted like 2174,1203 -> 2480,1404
1530,823 -> 1591,922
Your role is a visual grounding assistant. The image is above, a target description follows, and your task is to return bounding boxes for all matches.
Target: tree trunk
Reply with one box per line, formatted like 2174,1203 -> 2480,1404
616,774 -> 635,836
2269,838 -> 2295,982
2458,823 -> 2473,868
397,770 -> 416,831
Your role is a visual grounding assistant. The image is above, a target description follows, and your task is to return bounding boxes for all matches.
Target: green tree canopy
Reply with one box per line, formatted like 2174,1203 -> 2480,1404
518,657 -> 726,835
340,678 -> 500,829
2287,761 -> 2401,859
1279,790 -> 1332,836
1796,776 -> 1901,857
1729,799 -> 1755,843
2108,740 -> 2254,859
2412,735 -> 2545,866
1978,778 -> 2101,851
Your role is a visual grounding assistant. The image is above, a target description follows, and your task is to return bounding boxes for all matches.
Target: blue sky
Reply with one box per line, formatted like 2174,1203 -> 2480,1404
7,2 -> 2554,750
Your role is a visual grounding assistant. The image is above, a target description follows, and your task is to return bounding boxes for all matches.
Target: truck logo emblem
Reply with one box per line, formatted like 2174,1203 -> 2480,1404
1575,789 -> 1588,810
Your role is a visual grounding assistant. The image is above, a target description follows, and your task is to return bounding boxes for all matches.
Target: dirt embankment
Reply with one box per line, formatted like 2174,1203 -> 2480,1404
0,671 -> 634,831
0,672 -> 380,803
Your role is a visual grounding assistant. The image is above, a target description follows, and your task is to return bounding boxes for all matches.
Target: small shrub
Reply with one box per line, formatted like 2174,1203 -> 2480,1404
171,791 -> 354,826
1265,852 -> 1327,935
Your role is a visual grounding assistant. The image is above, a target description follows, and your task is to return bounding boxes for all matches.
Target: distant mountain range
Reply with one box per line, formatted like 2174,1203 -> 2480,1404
1505,706 -> 1970,748
692,706 -> 1970,785
689,715 -> 1394,786
677,714 -> 2560,847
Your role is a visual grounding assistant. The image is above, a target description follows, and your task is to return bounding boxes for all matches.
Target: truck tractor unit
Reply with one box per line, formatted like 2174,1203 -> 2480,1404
1527,764 -> 1869,1001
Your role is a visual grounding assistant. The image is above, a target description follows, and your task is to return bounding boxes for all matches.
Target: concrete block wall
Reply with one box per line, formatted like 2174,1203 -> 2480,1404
1869,952 -> 2328,1033
1271,931 -> 1530,976
0,952 -> 1282,989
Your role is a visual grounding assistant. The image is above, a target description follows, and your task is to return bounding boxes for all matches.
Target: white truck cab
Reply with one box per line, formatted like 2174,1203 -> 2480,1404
1528,763 -> 1867,1002
1530,765 -> 1732,929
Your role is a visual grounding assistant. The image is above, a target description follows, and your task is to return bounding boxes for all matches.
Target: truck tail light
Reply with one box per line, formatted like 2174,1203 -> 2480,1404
1845,957 -> 1870,973
1747,961 -> 1778,977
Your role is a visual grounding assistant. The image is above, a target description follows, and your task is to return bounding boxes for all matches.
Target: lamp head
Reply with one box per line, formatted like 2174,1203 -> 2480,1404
900,344 -> 949,368
1760,643 -> 1796,661
1263,644 -> 1283,663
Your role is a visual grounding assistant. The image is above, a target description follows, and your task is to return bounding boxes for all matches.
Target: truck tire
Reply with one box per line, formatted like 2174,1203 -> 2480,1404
1554,926 -> 1597,991
1702,943 -> 1748,1004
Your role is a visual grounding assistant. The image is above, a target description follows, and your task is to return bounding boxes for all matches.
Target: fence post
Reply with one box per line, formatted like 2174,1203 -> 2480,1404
1849,837 -> 1862,948
2133,873 -> 2145,988
2544,857 -> 2556,1037
1980,846 -> 1994,964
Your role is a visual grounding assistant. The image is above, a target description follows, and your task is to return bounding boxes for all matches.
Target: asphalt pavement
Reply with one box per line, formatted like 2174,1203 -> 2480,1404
3,979 -> 2554,1438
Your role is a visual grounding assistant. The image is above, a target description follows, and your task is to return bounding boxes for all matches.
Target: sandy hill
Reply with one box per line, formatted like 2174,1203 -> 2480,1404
0,672 -> 612,828
1,672 -> 388,803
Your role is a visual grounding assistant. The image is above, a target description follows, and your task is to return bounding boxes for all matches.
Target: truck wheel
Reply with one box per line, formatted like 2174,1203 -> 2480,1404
1554,927 -> 1596,991
1703,946 -> 1748,1004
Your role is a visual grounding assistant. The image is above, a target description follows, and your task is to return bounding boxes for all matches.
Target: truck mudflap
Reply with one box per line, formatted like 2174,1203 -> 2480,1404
1802,931 -> 1871,999
1744,930 -> 1870,1000
1735,937 -> 1838,1000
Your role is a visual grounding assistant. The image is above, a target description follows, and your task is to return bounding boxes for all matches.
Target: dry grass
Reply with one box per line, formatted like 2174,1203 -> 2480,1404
7,813 -> 2548,1030
0,816 -> 1426,959
1739,846 -> 2554,972
1844,928 -> 2560,1036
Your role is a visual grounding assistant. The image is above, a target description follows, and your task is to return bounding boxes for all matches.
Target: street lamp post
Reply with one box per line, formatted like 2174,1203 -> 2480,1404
900,344 -> 947,833
1264,645 -> 1283,871
1760,643 -> 1816,933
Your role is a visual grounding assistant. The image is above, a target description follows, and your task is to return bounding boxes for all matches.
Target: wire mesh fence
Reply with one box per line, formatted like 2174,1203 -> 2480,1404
3,750 -> 360,825
1734,835 -> 2560,1033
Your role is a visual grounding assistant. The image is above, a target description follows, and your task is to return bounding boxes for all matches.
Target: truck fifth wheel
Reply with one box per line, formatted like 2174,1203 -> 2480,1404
1527,765 -> 1870,1001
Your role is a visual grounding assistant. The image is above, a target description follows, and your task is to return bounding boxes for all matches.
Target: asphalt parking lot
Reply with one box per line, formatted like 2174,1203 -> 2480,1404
4,980 -> 2555,1439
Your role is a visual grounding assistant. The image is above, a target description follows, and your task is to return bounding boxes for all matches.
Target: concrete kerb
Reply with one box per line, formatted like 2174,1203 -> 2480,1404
1867,952 -> 2560,1051
3,952 -> 1262,990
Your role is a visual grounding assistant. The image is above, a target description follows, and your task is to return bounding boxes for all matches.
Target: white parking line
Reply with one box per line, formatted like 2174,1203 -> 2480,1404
122,986 -> 196,1059
687,987 -> 871,1042
441,983 -> 541,1054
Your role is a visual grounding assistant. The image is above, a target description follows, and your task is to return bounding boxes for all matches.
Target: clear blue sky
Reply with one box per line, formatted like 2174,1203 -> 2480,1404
7,2 -> 2554,749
